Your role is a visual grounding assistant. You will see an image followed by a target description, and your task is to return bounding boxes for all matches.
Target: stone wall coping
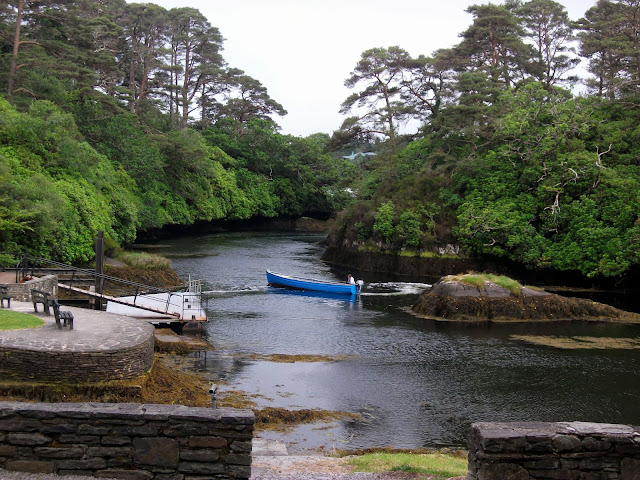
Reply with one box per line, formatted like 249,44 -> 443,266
472,421 -> 640,440
0,402 -> 254,424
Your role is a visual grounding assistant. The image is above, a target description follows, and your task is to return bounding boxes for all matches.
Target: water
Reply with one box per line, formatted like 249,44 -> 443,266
146,231 -> 640,452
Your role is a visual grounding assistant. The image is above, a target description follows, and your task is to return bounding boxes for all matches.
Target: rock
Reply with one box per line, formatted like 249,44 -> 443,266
412,275 -> 640,323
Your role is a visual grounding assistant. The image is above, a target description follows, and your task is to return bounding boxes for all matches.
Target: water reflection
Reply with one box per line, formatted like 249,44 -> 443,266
149,231 -> 640,452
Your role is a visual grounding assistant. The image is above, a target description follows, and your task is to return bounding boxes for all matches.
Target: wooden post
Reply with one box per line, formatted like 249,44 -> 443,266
95,231 -> 104,310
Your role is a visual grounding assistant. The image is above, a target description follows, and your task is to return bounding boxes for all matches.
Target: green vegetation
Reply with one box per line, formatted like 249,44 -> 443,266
328,0 -> 640,280
348,452 -> 468,479
0,310 -> 45,330
1,0 -> 640,283
0,1 -> 356,267
446,273 -> 523,296
115,251 -> 171,270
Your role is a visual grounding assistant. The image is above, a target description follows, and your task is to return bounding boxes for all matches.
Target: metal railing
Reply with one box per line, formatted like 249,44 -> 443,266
14,255 -> 207,320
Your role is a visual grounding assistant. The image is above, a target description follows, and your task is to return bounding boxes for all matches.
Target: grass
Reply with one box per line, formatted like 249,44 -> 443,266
0,310 -> 45,330
348,452 -> 468,479
446,272 -> 523,296
115,251 -> 171,270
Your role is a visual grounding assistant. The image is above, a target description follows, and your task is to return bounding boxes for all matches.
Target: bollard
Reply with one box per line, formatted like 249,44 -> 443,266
209,383 -> 218,408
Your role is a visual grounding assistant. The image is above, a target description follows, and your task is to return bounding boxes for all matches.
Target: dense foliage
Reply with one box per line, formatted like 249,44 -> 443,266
332,0 -> 640,278
2,0 -> 640,280
0,0 -> 355,265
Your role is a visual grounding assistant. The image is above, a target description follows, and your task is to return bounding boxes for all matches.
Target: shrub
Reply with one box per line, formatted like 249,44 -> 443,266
373,201 -> 395,244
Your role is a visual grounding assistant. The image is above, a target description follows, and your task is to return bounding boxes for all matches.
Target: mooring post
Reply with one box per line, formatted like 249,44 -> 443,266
95,231 -> 104,310
209,383 -> 218,408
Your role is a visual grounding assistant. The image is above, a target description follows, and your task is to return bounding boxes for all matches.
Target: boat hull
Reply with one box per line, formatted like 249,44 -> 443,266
266,270 -> 357,295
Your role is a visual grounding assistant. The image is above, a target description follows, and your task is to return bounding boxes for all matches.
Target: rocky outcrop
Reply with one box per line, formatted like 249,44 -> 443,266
412,277 -> 640,323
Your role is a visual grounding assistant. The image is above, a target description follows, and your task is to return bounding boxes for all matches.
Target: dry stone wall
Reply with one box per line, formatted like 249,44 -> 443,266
0,334 -> 154,382
0,275 -> 57,302
0,402 -> 254,479
468,421 -> 640,480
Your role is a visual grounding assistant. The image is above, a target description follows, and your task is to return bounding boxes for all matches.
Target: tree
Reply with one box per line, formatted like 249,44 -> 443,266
120,2 -> 167,113
577,0 -> 638,98
213,68 -> 286,132
455,3 -> 536,89
340,46 -> 413,143
165,7 -> 224,128
517,0 -> 580,89
399,54 -> 445,124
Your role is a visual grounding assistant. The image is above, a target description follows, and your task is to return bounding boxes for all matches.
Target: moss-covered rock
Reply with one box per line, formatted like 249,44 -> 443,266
412,274 -> 640,323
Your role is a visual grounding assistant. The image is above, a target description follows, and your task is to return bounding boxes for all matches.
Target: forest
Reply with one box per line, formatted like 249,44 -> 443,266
1,0 -> 639,280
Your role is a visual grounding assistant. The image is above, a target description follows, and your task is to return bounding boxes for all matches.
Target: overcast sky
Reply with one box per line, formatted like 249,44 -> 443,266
127,0 -> 597,137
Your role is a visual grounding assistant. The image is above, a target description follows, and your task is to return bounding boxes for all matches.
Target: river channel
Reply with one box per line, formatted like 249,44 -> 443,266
147,231 -> 640,453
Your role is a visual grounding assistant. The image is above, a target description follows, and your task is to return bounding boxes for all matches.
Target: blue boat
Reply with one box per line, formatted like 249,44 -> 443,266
266,270 -> 360,296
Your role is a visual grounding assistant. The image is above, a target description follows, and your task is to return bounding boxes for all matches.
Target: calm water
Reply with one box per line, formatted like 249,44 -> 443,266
148,231 -> 640,452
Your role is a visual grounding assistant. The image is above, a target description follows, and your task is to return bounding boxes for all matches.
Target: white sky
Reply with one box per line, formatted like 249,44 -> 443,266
127,0 -> 597,137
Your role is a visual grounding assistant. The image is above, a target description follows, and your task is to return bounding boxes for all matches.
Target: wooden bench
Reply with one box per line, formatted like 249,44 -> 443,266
31,288 -> 53,315
0,286 -> 10,308
51,300 -> 73,330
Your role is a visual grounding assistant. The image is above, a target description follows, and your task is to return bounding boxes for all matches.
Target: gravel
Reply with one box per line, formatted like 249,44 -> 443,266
0,470 -> 118,480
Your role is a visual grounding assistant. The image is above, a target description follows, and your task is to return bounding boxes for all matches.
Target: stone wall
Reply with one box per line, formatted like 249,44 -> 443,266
467,421 -> 640,480
0,275 -> 58,302
0,402 -> 254,479
0,334 -> 155,382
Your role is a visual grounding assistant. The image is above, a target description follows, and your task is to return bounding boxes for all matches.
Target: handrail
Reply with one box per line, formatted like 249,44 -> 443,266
16,255 -> 208,318
18,255 -> 175,294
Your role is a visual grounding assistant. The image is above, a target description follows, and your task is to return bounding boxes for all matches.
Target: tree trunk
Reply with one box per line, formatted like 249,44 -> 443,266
128,31 -> 137,112
7,0 -> 24,103
181,43 -> 191,128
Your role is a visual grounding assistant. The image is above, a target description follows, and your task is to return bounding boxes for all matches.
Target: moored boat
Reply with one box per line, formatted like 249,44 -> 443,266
266,270 -> 361,295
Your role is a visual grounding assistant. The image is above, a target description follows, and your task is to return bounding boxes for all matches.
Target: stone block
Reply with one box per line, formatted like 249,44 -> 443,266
163,424 -> 209,436
0,418 -> 42,432
58,470 -> 93,477
114,424 -> 159,436
230,440 -> 252,453
621,457 -> 640,480
57,458 -> 108,469
579,457 -> 620,471
95,468 -> 153,479
6,432 -> 51,445
40,423 -> 77,434
178,461 -> 225,475
78,424 -> 111,435
225,464 -> 252,479
133,437 -> 179,468
179,449 -> 219,462
525,438 -> 555,454
533,469 -> 580,479
34,446 -> 85,458
522,458 -> 559,470
188,436 -> 227,449
0,445 -> 17,456
58,434 -> 100,445
553,434 -> 583,452
155,474 -> 185,480
582,436 -> 612,451
102,435 -> 132,445
86,446 -> 132,457
477,463 -> 529,480
5,459 -> 55,473
223,453 -> 252,466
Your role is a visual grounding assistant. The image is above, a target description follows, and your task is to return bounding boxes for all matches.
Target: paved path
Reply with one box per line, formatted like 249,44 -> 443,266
0,301 -> 154,352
